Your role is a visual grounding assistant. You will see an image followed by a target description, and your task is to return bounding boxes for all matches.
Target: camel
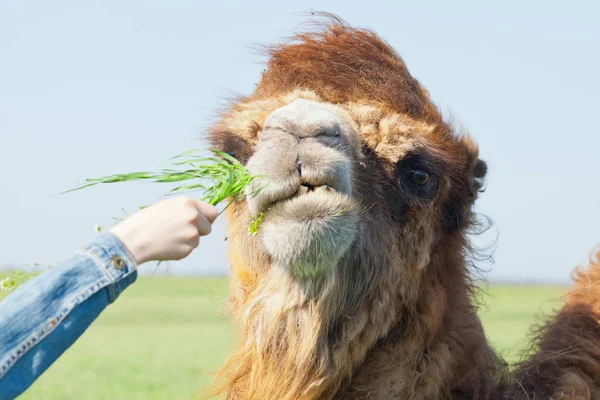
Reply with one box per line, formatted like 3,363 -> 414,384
205,14 -> 600,399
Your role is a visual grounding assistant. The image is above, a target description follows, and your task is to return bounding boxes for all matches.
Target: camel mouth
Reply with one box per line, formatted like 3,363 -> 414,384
261,183 -> 346,215
245,171 -> 358,279
298,183 -> 335,195
246,169 -> 353,219
257,186 -> 358,279
265,184 -> 353,221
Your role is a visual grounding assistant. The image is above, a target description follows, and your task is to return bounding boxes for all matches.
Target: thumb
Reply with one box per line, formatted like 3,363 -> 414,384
196,201 -> 219,224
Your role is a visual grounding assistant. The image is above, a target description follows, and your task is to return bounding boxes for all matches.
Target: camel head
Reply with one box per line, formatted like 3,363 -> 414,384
207,15 -> 488,400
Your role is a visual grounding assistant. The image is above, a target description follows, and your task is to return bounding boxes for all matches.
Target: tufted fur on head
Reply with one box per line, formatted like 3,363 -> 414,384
204,13 -> 600,400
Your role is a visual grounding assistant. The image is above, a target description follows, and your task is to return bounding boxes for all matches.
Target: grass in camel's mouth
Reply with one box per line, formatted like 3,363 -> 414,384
247,212 -> 264,235
64,149 -> 269,231
258,184 -> 341,214
1,150 -> 264,292
249,185 -> 349,237
63,149 -> 261,209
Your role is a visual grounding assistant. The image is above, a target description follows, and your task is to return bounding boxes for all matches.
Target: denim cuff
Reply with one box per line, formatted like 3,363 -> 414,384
81,232 -> 138,303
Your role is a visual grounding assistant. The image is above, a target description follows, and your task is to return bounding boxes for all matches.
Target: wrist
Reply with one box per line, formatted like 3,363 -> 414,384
110,224 -> 150,265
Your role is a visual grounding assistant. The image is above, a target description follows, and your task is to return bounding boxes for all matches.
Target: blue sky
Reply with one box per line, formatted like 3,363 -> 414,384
1,0 -> 598,283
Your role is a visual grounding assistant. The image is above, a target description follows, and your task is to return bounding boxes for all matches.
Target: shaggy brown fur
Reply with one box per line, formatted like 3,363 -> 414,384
506,249 -> 600,399
204,13 -> 600,400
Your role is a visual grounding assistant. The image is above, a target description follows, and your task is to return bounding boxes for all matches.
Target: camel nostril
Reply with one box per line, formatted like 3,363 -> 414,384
296,158 -> 303,176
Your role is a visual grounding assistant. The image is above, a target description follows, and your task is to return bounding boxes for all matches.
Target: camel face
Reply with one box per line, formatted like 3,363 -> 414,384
244,99 -> 360,279
217,90 -> 460,285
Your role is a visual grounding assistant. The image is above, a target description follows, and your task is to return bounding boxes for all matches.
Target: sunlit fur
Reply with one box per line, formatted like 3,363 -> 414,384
506,248 -> 600,399
205,14 -> 600,400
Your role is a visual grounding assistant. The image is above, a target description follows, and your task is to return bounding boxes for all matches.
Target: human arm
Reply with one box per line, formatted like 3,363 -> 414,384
0,197 -> 217,400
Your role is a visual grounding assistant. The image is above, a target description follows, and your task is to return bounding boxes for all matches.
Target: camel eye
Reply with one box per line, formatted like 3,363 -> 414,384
408,168 -> 430,186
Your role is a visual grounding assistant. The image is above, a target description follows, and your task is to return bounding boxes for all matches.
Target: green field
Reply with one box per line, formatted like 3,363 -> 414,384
1,278 -> 568,399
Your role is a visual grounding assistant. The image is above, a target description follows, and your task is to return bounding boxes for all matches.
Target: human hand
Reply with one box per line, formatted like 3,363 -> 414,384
110,197 -> 218,265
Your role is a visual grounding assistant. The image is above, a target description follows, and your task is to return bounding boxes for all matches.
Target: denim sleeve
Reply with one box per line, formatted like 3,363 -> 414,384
0,232 -> 138,400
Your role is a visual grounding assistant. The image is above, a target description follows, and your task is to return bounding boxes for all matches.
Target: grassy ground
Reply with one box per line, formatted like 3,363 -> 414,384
0,277 -> 568,399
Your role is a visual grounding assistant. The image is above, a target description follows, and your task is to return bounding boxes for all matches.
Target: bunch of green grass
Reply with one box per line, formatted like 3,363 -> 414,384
65,149 -> 260,210
1,150 -> 264,293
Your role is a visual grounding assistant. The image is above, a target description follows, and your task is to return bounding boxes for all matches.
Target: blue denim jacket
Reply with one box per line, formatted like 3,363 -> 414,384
0,233 -> 138,400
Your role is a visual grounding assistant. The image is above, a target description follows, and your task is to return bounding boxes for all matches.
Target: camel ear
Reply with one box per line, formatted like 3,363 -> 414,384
470,158 -> 487,198
457,135 -> 486,199
443,158 -> 488,233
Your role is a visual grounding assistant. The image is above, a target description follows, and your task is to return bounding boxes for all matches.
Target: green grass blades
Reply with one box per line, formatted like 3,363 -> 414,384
247,212 -> 264,235
64,149 -> 261,208
0,150 -> 265,292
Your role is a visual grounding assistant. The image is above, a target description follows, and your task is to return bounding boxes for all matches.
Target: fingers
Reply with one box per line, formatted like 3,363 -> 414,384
190,233 -> 200,250
195,201 -> 219,224
194,213 -> 213,236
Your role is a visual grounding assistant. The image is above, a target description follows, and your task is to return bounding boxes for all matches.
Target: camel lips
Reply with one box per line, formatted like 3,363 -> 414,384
296,184 -> 335,197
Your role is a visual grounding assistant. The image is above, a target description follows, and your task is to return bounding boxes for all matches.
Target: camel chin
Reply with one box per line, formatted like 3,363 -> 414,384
256,188 -> 358,280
